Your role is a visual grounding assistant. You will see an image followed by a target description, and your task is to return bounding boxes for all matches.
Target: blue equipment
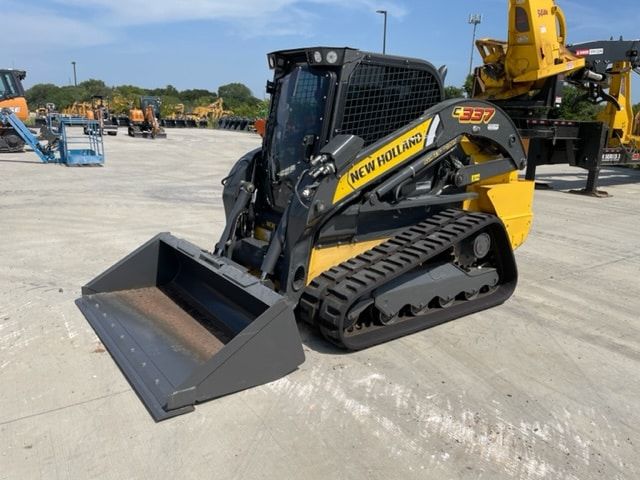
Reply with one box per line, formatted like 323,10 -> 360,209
0,108 -> 104,166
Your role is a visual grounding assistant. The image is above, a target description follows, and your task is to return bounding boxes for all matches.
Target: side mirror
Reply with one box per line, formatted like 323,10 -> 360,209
320,134 -> 364,172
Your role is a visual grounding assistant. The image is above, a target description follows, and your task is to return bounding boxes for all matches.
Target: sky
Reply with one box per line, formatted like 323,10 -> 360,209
3,0 -> 639,102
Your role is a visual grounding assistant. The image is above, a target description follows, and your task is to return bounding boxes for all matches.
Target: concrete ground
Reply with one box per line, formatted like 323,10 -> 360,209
1,128 -> 639,480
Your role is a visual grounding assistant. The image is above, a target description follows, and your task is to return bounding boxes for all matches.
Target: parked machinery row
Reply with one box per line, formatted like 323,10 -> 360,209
161,104 -> 207,128
216,116 -> 257,131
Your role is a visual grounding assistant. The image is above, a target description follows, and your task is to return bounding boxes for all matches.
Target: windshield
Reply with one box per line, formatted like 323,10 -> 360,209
268,66 -> 330,184
0,72 -> 18,100
141,97 -> 161,117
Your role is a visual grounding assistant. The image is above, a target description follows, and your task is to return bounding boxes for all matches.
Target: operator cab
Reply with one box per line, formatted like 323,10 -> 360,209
261,47 -> 445,213
140,96 -> 162,119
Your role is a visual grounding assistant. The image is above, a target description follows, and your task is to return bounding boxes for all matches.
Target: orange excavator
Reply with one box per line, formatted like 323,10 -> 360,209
128,96 -> 166,139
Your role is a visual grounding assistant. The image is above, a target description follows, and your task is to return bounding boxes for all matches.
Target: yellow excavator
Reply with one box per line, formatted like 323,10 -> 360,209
192,98 -> 233,126
62,101 -> 93,117
0,69 -> 29,153
161,103 -> 201,128
77,46 -> 534,420
473,0 -> 640,195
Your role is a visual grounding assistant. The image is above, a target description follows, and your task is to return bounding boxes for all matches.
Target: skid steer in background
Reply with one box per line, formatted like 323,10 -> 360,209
128,96 -> 166,139
76,47 -> 534,421
0,69 -> 29,153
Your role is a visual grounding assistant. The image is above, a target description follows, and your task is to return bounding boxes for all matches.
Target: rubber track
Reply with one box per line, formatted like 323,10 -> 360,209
301,210 -> 512,350
298,209 -> 465,325
0,130 -> 25,153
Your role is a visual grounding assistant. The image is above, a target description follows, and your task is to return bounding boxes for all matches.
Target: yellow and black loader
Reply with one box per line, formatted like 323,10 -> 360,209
77,47 -> 534,420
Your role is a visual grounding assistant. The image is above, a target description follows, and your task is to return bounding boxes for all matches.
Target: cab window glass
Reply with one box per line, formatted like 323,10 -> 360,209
0,76 -> 8,98
515,7 -> 530,32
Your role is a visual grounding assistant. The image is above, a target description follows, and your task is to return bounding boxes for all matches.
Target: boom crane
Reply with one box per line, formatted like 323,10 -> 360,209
568,40 -> 640,165
473,0 -> 640,196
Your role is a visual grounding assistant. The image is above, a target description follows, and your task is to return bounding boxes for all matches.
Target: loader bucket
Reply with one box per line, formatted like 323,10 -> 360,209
76,233 -> 305,421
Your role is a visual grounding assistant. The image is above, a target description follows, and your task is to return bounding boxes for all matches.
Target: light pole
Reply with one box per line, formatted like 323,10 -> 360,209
468,14 -> 482,77
71,61 -> 77,87
376,10 -> 388,54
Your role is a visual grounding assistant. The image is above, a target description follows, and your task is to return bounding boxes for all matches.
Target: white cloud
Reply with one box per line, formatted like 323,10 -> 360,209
49,0 -> 407,27
0,0 -> 406,51
51,0 -> 300,25
1,10 -> 114,49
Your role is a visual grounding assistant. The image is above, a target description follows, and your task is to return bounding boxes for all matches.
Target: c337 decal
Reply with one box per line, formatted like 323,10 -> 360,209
452,106 -> 496,124
332,118 -> 434,204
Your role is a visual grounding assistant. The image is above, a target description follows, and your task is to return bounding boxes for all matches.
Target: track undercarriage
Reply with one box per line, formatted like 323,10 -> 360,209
300,210 -> 516,349
0,127 -> 25,153
128,124 -> 167,139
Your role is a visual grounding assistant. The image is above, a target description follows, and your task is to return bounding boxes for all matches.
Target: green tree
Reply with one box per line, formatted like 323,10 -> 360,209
217,83 -> 259,111
113,85 -> 147,98
255,99 -> 270,118
56,86 -> 86,108
148,85 -> 179,98
557,85 -> 603,121
463,74 -> 474,98
25,83 -> 60,108
180,89 -> 217,105
26,83 -> 89,109
25,79 -> 265,117
633,102 -> 640,116
78,79 -> 112,99
159,95 -> 182,117
444,86 -> 465,100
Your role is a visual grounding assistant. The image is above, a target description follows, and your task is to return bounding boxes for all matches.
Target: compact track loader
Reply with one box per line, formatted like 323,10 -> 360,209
77,47 -> 534,420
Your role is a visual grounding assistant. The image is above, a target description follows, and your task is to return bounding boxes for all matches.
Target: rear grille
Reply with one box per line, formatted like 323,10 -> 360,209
338,63 -> 442,146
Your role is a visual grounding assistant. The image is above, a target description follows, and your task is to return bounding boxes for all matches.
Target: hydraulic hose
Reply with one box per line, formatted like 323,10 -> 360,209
214,181 -> 255,256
